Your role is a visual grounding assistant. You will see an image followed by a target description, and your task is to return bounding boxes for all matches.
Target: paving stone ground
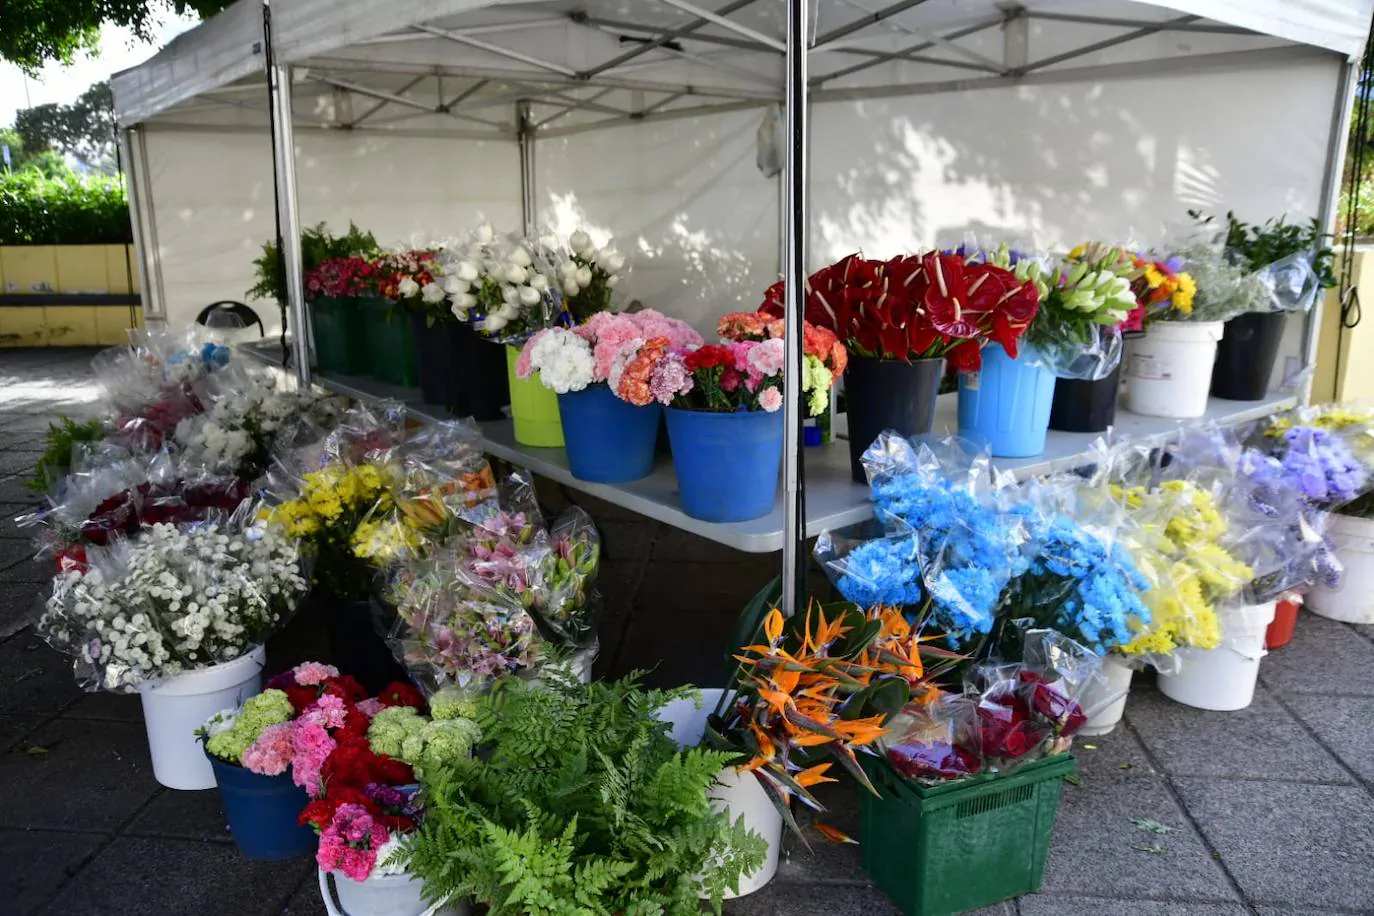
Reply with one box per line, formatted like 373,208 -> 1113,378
3,347 -> 1374,916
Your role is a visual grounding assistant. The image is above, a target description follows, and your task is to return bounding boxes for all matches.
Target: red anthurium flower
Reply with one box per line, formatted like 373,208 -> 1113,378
922,253 -> 986,339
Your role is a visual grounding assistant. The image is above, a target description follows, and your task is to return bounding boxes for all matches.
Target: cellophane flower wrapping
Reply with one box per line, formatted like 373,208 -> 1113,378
842,433 -> 1035,647
382,473 -> 601,695
1169,237 -> 1268,322
446,224 -> 564,344
39,508 -> 310,691
883,629 -> 1098,781
997,475 -> 1153,655
1161,426 -> 1344,600
1252,252 -> 1321,313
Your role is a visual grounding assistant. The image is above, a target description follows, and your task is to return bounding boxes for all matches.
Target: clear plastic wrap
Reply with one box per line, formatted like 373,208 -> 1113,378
855,433 -> 1033,646
1168,236 -> 1268,322
814,520 -> 923,609
1254,252 -> 1321,314
38,510 -> 310,692
882,694 -> 983,782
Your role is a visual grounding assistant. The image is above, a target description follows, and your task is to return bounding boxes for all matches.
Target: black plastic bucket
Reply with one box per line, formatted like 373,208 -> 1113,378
410,315 -> 511,421
323,595 -> 409,695
844,356 -> 944,484
1211,311 -> 1289,401
1049,363 -> 1121,433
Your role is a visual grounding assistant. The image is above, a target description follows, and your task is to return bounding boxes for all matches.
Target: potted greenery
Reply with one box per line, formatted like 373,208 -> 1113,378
394,674 -> 768,915
1196,210 -> 1335,401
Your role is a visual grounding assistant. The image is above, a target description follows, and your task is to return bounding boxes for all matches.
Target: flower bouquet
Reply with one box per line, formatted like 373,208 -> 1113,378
554,228 -> 628,324
39,516 -> 309,788
517,309 -> 704,482
761,250 -> 1040,475
305,256 -> 380,375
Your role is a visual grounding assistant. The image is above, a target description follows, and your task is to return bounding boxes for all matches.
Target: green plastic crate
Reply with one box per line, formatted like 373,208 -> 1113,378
310,296 -> 370,375
359,296 -> 418,387
859,753 -> 1076,916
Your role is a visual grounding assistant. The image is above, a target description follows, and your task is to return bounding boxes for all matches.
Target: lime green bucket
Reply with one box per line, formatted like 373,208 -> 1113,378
505,345 -> 564,447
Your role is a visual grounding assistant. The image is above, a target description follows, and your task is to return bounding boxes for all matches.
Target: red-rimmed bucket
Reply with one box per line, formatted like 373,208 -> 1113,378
1266,596 -> 1301,650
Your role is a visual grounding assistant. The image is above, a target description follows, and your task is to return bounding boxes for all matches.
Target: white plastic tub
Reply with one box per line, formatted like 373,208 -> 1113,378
1123,321 -> 1225,419
1306,513 -> 1374,624
138,646 -> 267,790
319,868 -> 468,916
656,689 -> 783,899
1078,655 -> 1134,737
1157,602 -> 1277,711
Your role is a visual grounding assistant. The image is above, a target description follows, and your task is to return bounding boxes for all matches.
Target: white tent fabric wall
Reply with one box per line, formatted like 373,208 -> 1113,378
138,127 -> 521,328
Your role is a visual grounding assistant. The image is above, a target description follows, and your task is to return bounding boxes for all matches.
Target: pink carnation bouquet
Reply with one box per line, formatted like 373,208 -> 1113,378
517,309 -> 705,406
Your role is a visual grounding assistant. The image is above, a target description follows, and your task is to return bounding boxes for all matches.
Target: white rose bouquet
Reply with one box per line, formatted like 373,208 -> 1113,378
556,228 -> 627,324
39,519 -> 310,691
442,223 -> 557,342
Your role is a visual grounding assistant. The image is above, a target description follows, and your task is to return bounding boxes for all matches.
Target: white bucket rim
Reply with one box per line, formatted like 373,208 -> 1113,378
1143,320 -> 1225,342
138,645 -> 267,697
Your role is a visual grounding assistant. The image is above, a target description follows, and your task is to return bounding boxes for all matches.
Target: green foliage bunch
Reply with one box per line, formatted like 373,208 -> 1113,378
397,675 -> 768,916
1192,209 -> 1336,289
247,221 -> 380,304
0,171 -> 131,245
25,415 -> 106,493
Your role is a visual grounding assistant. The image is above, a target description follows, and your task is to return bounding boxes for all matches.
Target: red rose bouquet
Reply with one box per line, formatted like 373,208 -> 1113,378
759,251 -> 1039,372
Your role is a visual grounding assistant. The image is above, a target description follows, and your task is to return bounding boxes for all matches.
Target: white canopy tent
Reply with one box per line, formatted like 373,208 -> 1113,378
112,0 -> 1373,612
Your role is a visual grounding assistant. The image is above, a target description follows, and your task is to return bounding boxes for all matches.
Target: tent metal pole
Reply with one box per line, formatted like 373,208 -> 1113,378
780,0 -> 808,618
651,0 -> 786,52
118,127 -> 159,323
268,60 -> 311,386
518,101 -> 536,237
414,24 -> 578,77
1304,56 -> 1360,405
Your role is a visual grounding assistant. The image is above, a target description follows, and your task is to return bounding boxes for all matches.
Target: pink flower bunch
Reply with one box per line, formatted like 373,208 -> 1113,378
317,803 -> 387,882
292,721 -> 338,797
632,308 -> 703,351
355,697 -> 386,718
300,694 -> 350,730
241,723 -> 294,776
293,661 -> 341,686
608,337 -> 695,407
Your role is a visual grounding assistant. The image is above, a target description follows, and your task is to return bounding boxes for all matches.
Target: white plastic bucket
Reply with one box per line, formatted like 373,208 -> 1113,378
656,689 -> 783,899
1123,321 -> 1224,419
1078,655 -> 1134,737
138,646 -> 267,790
1157,602 -> 1277,711
319,868 -> 468,916
1306,513 -> 1374,624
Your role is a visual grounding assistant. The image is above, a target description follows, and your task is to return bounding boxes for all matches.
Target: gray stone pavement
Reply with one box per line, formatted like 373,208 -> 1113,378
2,347 -> 1374,915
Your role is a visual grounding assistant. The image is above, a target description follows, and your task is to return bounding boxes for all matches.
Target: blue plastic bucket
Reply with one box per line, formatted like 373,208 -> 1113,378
557,385 -> 662,483
207,750 -> 317,861
957,343 -> 1056,458
665,407 -> 783,523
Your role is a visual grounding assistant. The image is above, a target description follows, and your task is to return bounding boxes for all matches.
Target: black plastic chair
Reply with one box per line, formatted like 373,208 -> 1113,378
195,300 -> 265,337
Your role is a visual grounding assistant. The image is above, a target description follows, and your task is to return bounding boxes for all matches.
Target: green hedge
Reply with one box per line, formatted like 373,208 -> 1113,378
0,171 -> 133,246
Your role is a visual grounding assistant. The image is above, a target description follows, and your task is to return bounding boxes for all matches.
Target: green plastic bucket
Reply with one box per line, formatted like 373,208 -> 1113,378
859,753 -> 1075,916
310,297 -> 370,375
360,297 -> 418,388
505,345 -> 564,447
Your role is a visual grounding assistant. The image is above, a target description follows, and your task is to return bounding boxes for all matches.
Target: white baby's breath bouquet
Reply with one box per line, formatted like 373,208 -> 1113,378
39,519 -> 309,691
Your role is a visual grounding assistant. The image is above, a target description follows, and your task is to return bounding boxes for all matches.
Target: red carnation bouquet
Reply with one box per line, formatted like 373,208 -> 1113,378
759,251 -> 1040,372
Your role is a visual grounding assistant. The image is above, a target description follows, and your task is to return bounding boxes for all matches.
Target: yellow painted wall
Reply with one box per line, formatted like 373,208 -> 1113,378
1314,248 -> 1374,405
0,244 -> 142,347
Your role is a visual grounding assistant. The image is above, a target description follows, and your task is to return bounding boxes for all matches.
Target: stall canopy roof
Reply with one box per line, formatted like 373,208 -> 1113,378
113,0 -> 1373,135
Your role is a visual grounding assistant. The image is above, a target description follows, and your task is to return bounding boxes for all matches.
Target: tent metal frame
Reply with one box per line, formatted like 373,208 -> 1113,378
118,0 -> 1364,616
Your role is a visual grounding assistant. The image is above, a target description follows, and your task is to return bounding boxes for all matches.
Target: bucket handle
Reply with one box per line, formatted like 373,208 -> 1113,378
317,869 -> 457,916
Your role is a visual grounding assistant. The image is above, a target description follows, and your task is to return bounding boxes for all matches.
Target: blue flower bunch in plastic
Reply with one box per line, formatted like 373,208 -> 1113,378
1236,448 -> 1343,592
1004,515 -> 1152,653
833,531 -> 924,608
870,473 -> 1034,645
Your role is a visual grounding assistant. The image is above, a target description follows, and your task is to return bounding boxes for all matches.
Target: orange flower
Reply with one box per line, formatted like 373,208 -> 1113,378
813,823 -> 858,845
794,762 -> 838,788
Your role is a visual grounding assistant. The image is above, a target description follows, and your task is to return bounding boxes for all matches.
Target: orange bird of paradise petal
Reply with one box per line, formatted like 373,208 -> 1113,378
814,823 -> 858,845
763,608 -> 785,646
832,714 -> 889,746
795,762 -> 839,788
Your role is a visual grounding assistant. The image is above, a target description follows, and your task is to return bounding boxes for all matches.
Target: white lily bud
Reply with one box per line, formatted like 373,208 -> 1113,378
518,285 -> 541,306
559,261 -> 578,280
450,302 -> 470,320
564,280 -> 581,297
482,314 -> 508,332
457,261 -> 479,282
498,301 -> 521,319
475,223 -> 495,244
606,275 -> 620,288
575,266 -> 594,288
397,277 -> 420,298
443,276 -> 469,296
601,250 -> 626,274
529,273 -> 550,293
501,286 -> 520,305
452,292 -> 477,309
509,245 -> 533,268
505,264 -> 529,284
569,229 -> 593,255
421,282 -> 446,304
